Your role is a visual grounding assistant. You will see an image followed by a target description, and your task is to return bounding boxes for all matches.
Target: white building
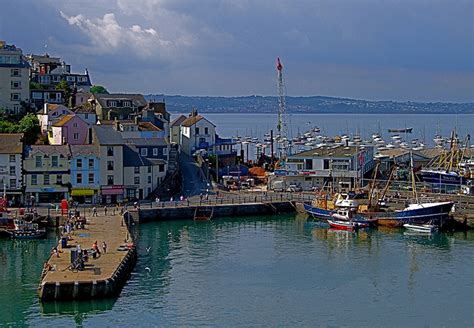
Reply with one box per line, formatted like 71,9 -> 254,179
0,41 -> 30,114
37,103 -> 74,134
178,109 -> 216,156
0,134 -> 24,205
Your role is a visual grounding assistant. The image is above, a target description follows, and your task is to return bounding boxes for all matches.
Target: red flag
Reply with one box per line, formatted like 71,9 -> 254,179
359,151 -> 363,166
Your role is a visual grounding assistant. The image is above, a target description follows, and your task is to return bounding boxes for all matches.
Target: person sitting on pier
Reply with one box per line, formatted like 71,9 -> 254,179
51,247 -> 60,258
43,261 -> 52,272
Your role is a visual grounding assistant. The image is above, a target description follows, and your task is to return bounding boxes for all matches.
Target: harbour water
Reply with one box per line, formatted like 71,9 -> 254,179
2,215 -> 474,326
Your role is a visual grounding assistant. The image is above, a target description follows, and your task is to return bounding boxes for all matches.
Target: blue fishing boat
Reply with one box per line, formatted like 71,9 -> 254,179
7,219 -> 46,239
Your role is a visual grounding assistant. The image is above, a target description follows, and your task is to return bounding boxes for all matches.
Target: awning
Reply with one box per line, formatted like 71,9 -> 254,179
71,189 -> 97,196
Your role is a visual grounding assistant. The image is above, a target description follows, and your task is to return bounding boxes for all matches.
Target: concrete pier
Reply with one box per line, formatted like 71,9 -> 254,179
38,212 -> 137,301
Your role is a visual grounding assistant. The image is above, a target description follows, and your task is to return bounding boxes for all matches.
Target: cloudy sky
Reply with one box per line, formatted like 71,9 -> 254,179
1,0 -> 473,101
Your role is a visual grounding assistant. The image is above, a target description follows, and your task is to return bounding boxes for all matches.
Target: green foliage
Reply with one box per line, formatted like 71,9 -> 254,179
0,113 -> 40,145
55,79 -> 72,103
30,82 -> 47,90
90,85 -> 109,94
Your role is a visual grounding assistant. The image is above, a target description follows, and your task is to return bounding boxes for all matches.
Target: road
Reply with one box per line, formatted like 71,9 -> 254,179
178,152 -> 212,197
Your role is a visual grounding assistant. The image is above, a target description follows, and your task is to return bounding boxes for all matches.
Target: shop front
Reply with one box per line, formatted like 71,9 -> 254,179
26,187 -> 69,204
71,188 -> 99,204
101,186 -> 124,204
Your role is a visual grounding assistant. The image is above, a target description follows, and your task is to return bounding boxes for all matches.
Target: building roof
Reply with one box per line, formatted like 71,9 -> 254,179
0,134 -> 23,154
291,145 -> 368,159
123,145 -> 151,167
73,104 -> 96,114
138,122 -> 161,132
28,54 -> 61,64
124,138 -> 168,147
93,93 -> 147,108
52,114 -> 75,127
171,115 -> 187,127
36,103 -> 70,115
70,144 -> 100,157
28,145 -> 71,157
93,125 -> 123,145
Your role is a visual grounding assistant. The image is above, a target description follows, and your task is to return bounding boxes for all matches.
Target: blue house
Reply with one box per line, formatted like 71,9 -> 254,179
70,144 -> 100,204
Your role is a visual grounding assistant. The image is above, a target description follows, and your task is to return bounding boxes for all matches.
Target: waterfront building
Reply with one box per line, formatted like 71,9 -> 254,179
0,134 -> 24,205
177,109 -> 217,156
170,114 -> 187,145
271,145 -> 375,191
90,93 -> 147,120
70,144 -> 100,204
74,89 -> 92,107
27,54 -> 92,91
93,125 -> 125,204
24,145 -> 71,203
0,41 -> 30,114
37,103 -> 74,134
49,114 -> 89,145
140,102 -> 171,140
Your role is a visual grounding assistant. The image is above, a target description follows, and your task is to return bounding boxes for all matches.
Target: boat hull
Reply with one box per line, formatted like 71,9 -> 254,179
303,203 -> 332,220
420,170 -> 471,186
364,202 -> 454,227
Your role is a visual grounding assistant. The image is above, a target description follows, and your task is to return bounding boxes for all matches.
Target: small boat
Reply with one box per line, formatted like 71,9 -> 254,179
327,219 -> 368,231
8,219 -> 46,239
403,222 -> 437,233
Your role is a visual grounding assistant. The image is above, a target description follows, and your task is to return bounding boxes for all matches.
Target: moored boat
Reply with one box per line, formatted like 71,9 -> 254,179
327,218 -> 368,231
403,222 -> 437,233
7,219 -> 46,239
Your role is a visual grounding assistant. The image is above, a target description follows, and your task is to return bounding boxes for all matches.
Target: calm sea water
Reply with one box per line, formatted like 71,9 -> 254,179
2,215 -> 474,327
202,113 -> 474,142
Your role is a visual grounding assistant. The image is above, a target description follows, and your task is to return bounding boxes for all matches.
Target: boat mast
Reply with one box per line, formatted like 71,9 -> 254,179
276,57 -> 289,159
410,151 -> 418,203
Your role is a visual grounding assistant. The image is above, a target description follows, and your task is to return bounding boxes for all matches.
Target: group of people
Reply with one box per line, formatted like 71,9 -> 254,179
92,204 -> 122,217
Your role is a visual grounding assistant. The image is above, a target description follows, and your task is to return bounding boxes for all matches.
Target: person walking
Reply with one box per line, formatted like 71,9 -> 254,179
104,205 -> 108,216
102,241 -> 107,254
92,206 -> 98,217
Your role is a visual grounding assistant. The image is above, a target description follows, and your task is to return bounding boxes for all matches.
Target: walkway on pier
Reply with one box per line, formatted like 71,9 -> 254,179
38,212 -> 136,300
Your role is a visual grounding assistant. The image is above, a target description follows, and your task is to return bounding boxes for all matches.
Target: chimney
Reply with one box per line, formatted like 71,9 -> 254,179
134,116 -> 139,125
114,118 -> 120,131
44,103 -> 48,114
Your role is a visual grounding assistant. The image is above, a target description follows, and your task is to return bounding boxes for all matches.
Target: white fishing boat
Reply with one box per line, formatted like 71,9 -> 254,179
403,222 -> 438,233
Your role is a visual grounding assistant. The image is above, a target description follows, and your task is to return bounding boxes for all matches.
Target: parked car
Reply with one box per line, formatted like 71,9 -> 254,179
286,184 -> 302,192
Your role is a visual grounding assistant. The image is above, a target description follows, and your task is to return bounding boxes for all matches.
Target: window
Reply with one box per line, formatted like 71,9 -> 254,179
88,158 -> 94,168
199,137 -> 205,144
108,100 -> 117,107
163,148 -> 168,156
73,123 -> 78,128
56,174 -> 62,184
51,155 -> 58,167
77,173 -> 82,184
32,92 -> 43,100
9,166 -> 15,175
147,166 -> 151,173
305,159 -> 313,170
323,159 -> 330,170
10,179 -> 16,189
153,148 -> 158,156
147,187 -> 151,195
31,174 -> 37,185
159,164 -> 165,172
147,175 -> 152,183
73,133 -> 79,140
11,81 -> 21,89
44,174 -> 50,185
134,166 -> 140,174
85,113 -> 89,119
66,76 -> 75,82
205,127 -> 208,134
195,127 -> 199,134
35,156 -> 42,168
123,101 -> 131,107
76,158 -> 82,168
9,155 -> 15,162
107,161 -> 114,170
107,175 -> 114,185
88,173 -> 94,184
10,93 -> 20,101
140,148 -> 147,156
11,68 -> 20,77
107,146 -> 114,156
134,177 -> 140,185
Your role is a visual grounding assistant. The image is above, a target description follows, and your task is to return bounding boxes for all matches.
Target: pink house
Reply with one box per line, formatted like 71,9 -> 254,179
49,114 -> 90,145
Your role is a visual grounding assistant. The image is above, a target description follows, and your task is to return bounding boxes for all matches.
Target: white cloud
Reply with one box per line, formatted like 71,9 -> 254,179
60,11 -> 177,57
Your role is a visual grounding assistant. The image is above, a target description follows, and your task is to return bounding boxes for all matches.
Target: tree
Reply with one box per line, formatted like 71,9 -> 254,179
17,113 -> 40,145
30,82 -> 47,90
90,85 -> 109,94
55,79 -> 72,104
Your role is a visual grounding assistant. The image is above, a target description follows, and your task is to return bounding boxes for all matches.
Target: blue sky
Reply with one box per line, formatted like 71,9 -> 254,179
1,0 -> 473,101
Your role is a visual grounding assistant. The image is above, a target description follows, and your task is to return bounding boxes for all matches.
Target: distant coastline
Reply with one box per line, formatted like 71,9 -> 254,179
145,94 -> 474,114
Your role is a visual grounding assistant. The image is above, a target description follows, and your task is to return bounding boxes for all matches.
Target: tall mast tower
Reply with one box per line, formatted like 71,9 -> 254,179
276,57 -> 289,158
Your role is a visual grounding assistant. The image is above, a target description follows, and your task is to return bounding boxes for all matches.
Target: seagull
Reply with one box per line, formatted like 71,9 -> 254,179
145,266 -> 151,273
167,231 -> 172,237
146,246 -> 151,253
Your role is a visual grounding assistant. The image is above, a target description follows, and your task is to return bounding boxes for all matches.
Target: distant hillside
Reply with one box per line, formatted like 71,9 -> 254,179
145,94 -> 474,114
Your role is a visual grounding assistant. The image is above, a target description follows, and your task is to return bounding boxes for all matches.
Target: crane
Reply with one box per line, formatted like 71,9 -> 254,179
276,57 -> 289,164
